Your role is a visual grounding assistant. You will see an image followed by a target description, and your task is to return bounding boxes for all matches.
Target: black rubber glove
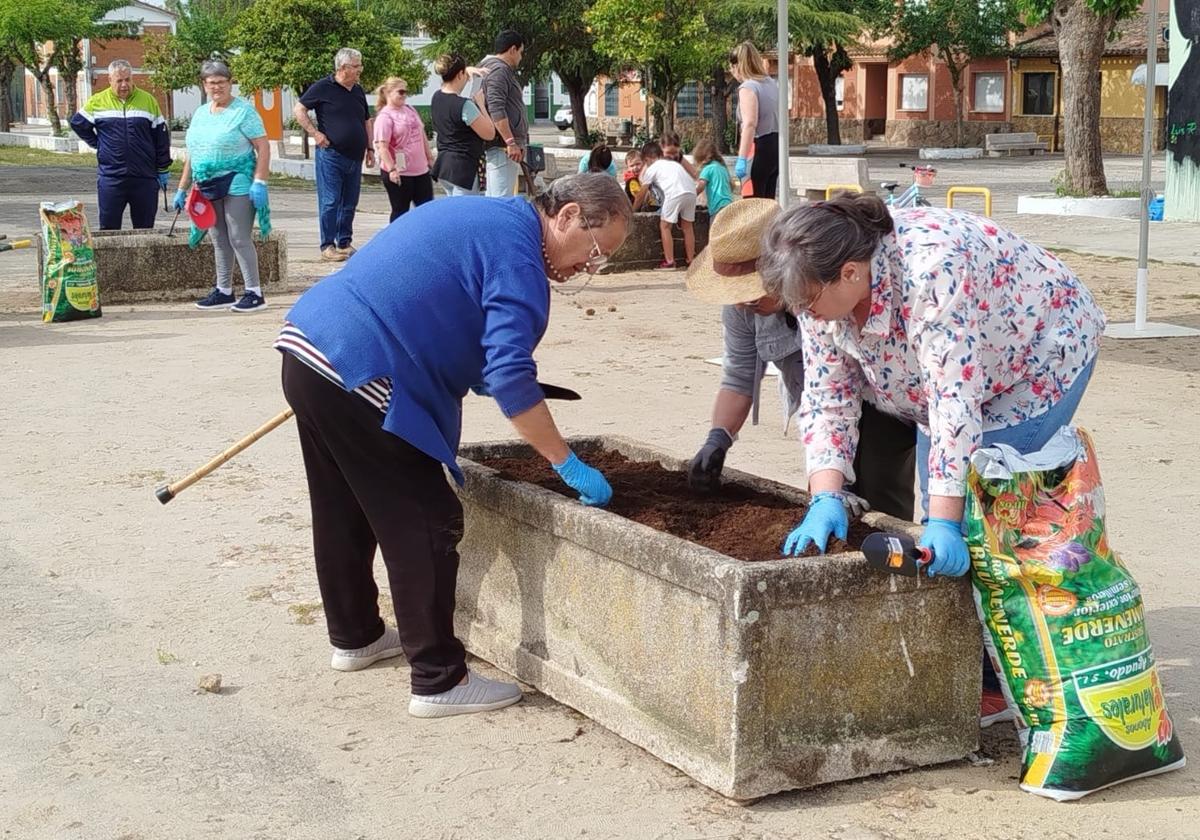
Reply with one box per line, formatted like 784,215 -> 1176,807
688,428 -> 734,493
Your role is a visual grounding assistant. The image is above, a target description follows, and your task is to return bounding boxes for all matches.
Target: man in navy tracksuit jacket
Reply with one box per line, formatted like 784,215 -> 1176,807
69,61 -> 172,230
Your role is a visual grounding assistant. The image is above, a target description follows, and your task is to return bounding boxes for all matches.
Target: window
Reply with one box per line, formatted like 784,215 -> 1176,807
1021,72 -> 1055,115
835,76 -> 845,111
900,74 -> 928,111
676,82 -> 699,118
703,87 -> 713,118
973,72 -> 1005,113
604,82 -> 618,115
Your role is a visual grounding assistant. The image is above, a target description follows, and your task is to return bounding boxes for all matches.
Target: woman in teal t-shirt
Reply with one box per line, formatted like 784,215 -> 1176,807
693,138 -> 733,217
174,59 -> 272,313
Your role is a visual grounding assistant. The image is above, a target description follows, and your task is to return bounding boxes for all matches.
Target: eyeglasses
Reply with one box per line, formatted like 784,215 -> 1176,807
791,283 -> 827,314
583,225 -> 608,274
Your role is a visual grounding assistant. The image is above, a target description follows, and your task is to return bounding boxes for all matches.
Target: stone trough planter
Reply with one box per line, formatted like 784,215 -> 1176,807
454,436 -> 981,800
1017,194 -> 1142,219
606,210 -> 710,273
38,228 -> 289,305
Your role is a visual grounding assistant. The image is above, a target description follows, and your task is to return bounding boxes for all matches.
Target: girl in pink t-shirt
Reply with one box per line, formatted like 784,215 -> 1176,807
373,77 -> 435,221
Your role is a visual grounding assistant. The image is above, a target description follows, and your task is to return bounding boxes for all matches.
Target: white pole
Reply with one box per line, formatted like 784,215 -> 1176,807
777,0 -> 790,208
1104,0 -> 1199,339
1133,0 -> 1158,333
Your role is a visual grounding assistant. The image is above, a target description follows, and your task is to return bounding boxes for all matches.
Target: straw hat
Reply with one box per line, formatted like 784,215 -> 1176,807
686,199 -> 780,305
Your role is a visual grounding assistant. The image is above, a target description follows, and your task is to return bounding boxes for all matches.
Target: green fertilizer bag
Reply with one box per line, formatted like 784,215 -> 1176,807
40,200 -> 101,323
965,426 -> 1185,801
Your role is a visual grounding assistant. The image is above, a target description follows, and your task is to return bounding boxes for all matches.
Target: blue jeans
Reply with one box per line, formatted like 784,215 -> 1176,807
315,146 -> 363,249
917,358 -> 1097,519
484,147 -> 519,196
445,176 -> 478,196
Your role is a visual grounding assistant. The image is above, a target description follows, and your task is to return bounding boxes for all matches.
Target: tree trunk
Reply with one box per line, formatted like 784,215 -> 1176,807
0,61 -> 14,132
663,87 -> 676,135
812,47 -> 842,145
556,67 -> 592,148
710,66 -> 729,153
1052,0 -> 1117,195
946,59 -> 964,147
38,69 -> 62,135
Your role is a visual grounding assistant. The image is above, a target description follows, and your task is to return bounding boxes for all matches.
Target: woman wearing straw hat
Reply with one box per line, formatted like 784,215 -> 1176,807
684,199 -> 916,521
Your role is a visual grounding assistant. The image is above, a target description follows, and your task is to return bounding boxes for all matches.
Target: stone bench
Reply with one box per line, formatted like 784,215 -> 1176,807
788,156 -> 872,201
454,436 -> 980,800
985,132 -> 1048,157
606,209 -> 711,272
37,229 -> 289,305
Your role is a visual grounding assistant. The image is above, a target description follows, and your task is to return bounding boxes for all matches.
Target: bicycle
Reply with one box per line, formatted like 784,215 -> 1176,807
881,163 -> 936,208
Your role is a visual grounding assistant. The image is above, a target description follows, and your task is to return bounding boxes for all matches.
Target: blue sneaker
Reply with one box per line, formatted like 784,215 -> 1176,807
195,288 -> 236,310
230,291 -> 267,313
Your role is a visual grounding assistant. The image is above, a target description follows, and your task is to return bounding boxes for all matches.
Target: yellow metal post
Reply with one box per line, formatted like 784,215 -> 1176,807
945,186 -> 992,216
824,184 -> 864,199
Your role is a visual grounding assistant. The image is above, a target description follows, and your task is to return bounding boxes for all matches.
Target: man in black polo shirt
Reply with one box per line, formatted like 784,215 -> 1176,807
293,47 -> 375,262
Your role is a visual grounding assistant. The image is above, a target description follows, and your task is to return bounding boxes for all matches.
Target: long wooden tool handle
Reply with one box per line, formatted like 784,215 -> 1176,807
156,408 -> 294,504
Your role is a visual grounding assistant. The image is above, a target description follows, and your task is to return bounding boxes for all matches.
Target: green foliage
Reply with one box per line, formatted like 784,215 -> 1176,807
887,0 -> 1021,75
144,0 -> 249,94
229,0 -> 413,93
1016,0 -> 1137,25
395,0 -> 558,86
586,0 -> 725,132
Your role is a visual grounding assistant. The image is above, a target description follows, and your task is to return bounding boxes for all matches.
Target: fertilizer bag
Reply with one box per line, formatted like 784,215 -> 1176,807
40,200 -> 101,323
965,426 -> 1184,801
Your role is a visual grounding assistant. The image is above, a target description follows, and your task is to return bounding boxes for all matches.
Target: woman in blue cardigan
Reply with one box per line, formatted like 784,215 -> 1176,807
276,174 -> 632,718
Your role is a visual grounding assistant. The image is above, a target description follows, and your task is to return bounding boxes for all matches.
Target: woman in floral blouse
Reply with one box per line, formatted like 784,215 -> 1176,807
759,193 -> 1105,577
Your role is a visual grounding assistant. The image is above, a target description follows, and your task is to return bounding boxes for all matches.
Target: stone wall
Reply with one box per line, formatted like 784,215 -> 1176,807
1010,115 -> 1166,154
788,118 -> 868,146
884,119 -> 1011,148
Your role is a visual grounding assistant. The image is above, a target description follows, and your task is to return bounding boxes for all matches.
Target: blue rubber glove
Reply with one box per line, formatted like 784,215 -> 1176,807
919,517 -> 970,577
552,451 -> 613,507
734,156 -> 748,180
782,492 -> 849,556
249,179 -> 269,209
173,188 -> 187,211
157,172 -> 170,190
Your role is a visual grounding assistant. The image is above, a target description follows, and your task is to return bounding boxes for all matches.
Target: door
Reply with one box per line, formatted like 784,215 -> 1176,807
534,81 -> 551,120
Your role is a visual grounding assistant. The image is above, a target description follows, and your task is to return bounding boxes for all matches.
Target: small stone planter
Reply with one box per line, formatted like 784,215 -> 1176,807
919,147 -> 984,160
606,211 -> 710,272
454,436 -> 981,800
1017,193 -> 1142,219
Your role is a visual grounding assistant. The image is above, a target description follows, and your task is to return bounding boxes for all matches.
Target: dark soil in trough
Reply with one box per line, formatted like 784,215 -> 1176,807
476,449 -> 878,562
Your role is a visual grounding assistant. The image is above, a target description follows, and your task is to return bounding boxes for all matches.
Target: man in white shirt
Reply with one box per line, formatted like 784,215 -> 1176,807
633,140 -> 697,270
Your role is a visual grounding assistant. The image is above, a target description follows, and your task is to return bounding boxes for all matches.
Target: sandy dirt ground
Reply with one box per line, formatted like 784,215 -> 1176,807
2,184 -> 1199,837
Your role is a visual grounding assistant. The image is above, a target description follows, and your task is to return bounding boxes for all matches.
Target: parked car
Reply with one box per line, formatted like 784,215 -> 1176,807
554,105 -> 572,131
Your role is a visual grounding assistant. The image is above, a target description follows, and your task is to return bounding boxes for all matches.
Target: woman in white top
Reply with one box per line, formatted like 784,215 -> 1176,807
729,42 -> 780,200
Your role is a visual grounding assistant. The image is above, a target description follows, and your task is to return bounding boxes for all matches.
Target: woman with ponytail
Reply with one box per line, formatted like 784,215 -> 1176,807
759,195 -> 1106,578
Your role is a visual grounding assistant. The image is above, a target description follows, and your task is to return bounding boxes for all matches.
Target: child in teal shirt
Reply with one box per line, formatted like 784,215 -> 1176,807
693,138 -> 733,217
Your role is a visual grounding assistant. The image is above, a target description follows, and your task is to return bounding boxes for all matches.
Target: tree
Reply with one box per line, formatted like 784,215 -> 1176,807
883,0 -> 1023,147
3,0 -> 94,134
230,0 -> 411,94
144,0 -> 251,104
586,0 -> 725,135
396,0 -> 559,87
544,2 -> 612,147
53,0 -> 138,118
231,0 -> 421,156
1018,0 -> 1139,195
0,0 -> 25,131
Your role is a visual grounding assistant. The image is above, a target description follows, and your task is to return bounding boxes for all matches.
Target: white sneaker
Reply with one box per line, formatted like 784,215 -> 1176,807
330,625 -> 404,672
408,669 -> 523,718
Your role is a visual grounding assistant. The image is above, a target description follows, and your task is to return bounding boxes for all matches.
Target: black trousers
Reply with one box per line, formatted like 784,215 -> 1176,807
281,353 -> 467,695
750,132 -> 779,200
380,172 -> 434,223
850,402 -> 917,522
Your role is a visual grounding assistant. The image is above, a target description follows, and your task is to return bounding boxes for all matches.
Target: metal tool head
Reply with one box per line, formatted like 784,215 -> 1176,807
862,532 -> 930,577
